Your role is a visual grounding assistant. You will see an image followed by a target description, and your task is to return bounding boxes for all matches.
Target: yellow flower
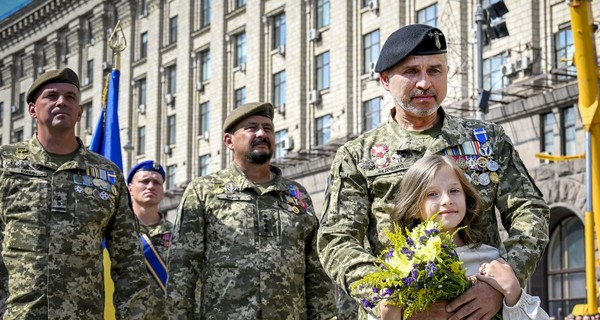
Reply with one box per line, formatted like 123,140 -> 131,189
388,251 -> 413,277
414,235 -> 442,261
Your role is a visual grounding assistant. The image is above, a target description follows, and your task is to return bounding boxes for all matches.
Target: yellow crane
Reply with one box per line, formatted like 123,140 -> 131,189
568,0 -> 600,315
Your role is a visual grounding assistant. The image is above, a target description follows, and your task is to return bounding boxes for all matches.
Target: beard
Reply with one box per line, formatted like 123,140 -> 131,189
246,138 -> 272,164
394,89 -> 440,117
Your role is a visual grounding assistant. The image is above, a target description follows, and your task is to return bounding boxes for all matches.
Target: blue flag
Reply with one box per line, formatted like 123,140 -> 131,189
89,69 -> 123,171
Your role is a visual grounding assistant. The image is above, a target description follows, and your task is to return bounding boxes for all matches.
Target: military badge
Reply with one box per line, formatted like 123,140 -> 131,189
370,144 -> 392,169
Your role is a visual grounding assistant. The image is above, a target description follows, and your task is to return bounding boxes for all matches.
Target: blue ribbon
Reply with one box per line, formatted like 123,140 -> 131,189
141,234 -> 168,293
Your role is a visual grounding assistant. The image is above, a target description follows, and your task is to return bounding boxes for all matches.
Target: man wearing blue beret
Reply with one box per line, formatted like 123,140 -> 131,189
127,160 -> 171,306
317,24 -> 549,320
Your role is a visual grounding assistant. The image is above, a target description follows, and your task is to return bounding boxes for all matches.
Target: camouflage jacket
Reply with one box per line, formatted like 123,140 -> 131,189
139,213 -> 173,262
139,213 -> 172,319
0,137 -> 162,319
167,164 -> 336,320
317,109 -> 550,318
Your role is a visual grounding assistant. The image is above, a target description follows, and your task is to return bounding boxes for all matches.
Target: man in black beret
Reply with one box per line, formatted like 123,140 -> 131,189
167,102 -> 336,318
0,68 -> 162,318
318,24 -> 549,320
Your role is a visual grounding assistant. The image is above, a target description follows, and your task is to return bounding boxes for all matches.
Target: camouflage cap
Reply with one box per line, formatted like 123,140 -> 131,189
374,24 -> 447,73
223,102 -> 274,133
127,160 -> 166,184
26,67 -> 80,103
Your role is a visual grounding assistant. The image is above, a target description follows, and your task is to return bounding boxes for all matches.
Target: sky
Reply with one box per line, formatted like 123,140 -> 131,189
0,0 -> 32,21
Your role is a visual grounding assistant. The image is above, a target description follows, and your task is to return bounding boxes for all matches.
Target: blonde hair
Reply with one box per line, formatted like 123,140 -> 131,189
390,154 -> 485,246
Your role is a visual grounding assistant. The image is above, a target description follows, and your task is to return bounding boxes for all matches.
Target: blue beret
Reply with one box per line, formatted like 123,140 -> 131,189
374,24 -> 447,73
27,68 -> 80,103
127,160 -> 166,184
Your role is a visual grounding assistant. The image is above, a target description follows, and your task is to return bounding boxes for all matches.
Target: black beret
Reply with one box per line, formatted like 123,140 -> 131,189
27,68 -> 80,103
223,102 -> 275,133
127,160 -> 166,184
374,24 -> 447,73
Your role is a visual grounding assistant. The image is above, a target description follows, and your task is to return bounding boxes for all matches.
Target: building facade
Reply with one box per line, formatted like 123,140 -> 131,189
0,0 -> 594,317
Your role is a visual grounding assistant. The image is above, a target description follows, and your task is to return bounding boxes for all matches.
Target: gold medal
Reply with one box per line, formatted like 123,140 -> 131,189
292,206 -> 300,214
470,172 -> 480,186
477,156 -> 488,169
489,172 -> 500,184
456,157 -> 467,169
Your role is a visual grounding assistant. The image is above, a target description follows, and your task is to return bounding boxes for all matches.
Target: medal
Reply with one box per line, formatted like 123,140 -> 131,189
487,160 -> 499,171
456,157 -> 467,169
477,156 -> 488,169
479,172 -> 491,186
489,172 -> 500,184
292,206 -> 300,214
470,172 -> 480,186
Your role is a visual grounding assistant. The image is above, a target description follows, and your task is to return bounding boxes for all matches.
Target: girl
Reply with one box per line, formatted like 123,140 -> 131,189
382,154 -> 548,320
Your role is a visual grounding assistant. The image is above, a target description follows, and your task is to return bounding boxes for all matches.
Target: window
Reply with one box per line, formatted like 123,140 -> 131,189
562,106 -> 576,156
137,126 -> 146,156
201,0 -> 211,27
541,112 -> 555,156
166,165 -> 176,190
272,13 -> 286,49
483,52 -> 508,101
275,129 -> 287,159
361,0 -> 370,7
140,32 -> 148,59
166,65 -> 177,94
86,59 -> 94,85
315,114 -> 331,146
316,51 -> 330,90
198,154 -> 211,176
200,50 -> 210,82
84,102 -> 93,133
86,17 -> 94,44
273,71 -> 286,108
140,0 -> 149,16
235,32 -> 247,67
13,128 -> 24,143
138,78 -> 147,106
17,93 -> 25,115
417,4 -> 438,27
363,30 -> 380,74
554,28 -> 576,80
0,102 -> 3,126
167,115 -> 176,145
199,102 -> 210,136
19,54 -> 26,78
236,0 -> 247,9
169,16 -> 178,45
363,98 -> 381,131
316,0 -> 330,29
546,217 -> 585,319
235,87 -> 246,108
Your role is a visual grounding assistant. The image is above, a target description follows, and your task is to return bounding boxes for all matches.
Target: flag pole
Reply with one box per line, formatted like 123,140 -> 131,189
108,20 -> 126,71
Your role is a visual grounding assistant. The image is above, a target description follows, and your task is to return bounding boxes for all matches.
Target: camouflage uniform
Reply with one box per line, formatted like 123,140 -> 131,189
0,137 -> 161,319
167,164 -> 336,319
140,213 -> 173,264
139,214 -> 172,320
317,109 -> 550,319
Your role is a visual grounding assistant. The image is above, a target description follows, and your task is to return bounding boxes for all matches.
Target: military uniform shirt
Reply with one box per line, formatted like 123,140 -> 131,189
167,164 -> 336,320
317,109 -> 549,318
140,213 -> 173,262
0,137 -> 160,320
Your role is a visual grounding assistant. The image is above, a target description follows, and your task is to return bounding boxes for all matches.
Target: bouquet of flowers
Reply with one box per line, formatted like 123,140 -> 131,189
352,218 -> 472,319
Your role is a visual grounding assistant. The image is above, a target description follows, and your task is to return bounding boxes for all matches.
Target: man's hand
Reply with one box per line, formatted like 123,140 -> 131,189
406,301 -> 455,320
446,280 -> 503,320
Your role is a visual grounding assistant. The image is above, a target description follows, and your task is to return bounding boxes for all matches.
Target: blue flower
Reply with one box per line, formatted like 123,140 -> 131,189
401,246 -> 414,259
407,237 -> 414,247
419,235 -> 427,244
426,261 -> 437,277
382,288 -> 394,297
386,248 -> 394,257
361,298 -> 376,309
372,287 -> 379,294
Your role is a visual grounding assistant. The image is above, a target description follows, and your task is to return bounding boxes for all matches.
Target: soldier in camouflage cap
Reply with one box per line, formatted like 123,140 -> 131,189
167,102 -> 336,319
317,24 -> 549,320
0,68 -> 162,319
127,160 -> 171,319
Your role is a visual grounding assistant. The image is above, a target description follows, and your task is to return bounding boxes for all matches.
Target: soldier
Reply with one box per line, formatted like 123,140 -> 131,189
317,24 -> 550,320
0,68 -> 159,319
127,160 -> 171,315
167,102 -> 336,319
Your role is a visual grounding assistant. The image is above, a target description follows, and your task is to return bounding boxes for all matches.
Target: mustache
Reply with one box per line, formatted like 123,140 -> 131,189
251,138 -> 271,147
410,89 -> 436,98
